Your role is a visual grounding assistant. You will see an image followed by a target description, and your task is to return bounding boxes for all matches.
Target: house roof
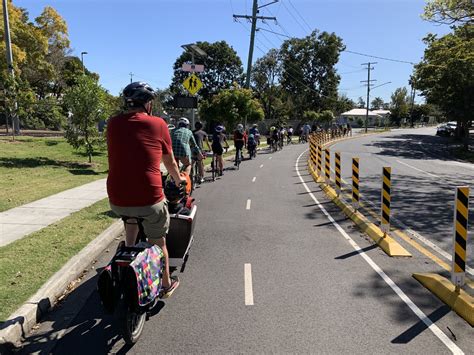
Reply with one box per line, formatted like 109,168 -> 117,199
340,108 -> 381,117
372,109 -> 391,116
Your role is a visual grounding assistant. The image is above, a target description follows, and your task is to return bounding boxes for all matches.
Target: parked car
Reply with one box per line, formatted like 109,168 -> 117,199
436,121 -> 457,136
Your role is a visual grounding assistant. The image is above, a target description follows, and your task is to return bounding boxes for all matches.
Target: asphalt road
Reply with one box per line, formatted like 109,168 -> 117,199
330,127 -> 474,270
19,136 -> 473,354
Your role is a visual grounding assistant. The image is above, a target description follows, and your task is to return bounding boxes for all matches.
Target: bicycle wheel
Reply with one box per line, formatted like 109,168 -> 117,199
116,297 -> 146,345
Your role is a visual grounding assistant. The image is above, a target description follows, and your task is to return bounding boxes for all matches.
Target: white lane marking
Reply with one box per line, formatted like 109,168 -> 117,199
260,164 -> 264,168
246,199 -> 251,210
396,160 -> 441,178
269,156 -> 272,160
443,160 -> 474,171
252,177 -> 256,183
352,186 -> 474,277
296,150 -> 463,355
244,263 -> 254,305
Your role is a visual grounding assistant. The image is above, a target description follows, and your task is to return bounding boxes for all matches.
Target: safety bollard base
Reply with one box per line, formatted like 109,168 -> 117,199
413,272 -> 474,326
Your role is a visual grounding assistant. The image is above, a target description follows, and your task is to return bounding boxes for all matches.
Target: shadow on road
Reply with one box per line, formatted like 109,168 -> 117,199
18,267 -> 166,354
364,132 -> 469,162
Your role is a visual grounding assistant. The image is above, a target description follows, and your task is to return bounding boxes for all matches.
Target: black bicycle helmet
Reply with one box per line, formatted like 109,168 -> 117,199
164,178 -> 185,202
123,82 -> 156,107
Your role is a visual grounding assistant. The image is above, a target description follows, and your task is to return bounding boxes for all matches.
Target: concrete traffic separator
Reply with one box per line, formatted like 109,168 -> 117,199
413,273 -> 474,327
308,154 -> 411,258
0,220 -> 123,348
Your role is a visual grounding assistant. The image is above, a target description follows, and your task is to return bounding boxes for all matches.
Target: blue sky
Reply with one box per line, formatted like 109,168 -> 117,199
16,0 -> 451,104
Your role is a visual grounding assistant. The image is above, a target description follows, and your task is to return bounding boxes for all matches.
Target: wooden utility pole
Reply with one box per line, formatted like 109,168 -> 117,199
233,0 -> 278,89
361,62 -> 377,133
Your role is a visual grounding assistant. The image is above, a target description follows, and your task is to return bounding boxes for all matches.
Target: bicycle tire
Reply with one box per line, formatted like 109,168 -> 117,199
116,297 -> 146,345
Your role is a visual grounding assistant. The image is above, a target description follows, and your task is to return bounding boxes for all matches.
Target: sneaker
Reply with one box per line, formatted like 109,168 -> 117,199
160,276 -> 180,299
200,178 -> 205,183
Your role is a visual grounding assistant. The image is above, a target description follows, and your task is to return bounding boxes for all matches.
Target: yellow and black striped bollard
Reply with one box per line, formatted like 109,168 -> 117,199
311,141 -> 317,167
352,158 -> 359,210
381,167 -> 391,235
317,145 -> 322,177
324,149 -> 331,184
335,152 -> 341,195
452,186 -> 469,288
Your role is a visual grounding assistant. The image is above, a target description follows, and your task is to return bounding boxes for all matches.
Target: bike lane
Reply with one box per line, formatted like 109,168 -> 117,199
20,143 -> 471,354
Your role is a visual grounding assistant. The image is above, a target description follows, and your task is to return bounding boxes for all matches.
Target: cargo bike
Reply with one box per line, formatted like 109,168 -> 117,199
97,183 -> 197,344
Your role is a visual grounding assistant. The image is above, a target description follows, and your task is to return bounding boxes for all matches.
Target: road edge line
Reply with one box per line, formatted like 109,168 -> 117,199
308,162 -> 411,257
297,150 -> 463,354
413,273 -> 474,327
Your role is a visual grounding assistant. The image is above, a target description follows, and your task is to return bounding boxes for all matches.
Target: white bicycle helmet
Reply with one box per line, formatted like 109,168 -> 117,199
178,117 -> 190,127
237,123 -> 244,131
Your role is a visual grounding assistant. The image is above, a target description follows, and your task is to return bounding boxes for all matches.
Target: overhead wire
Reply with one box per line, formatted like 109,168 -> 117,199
280,0 -> 309,35
287,0 -> 312,32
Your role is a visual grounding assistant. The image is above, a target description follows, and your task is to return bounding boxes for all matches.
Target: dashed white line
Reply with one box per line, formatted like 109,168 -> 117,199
396,160 -> 440,178
252,177 -> 256,183
259,164 -> 264,168
296,150 -> 463,355
244,263 -> 254,305
269,156 -> 272,160
246,199 -> 251,210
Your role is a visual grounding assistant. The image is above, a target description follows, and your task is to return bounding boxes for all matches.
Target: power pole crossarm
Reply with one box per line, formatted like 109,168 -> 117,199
233,15 -> 277,21
233,0 -> 278,91
361,62 -> 377,133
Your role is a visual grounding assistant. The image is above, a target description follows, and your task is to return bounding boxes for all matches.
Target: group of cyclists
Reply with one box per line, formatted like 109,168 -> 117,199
167,120 -> 262,182
105,80 -> 353,303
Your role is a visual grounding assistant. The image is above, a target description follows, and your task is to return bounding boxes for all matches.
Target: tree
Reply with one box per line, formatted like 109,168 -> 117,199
170,41 -> 244,100
389,87 -> 410,126
320,110 -> 335,125
357,97 -> 366,109
63,76 -> 111,162
422,0 -> 474,25
280,30 -> 345,116
413,24 -> 473,148
371,97 -> 385,110
199,86 -> 264,129
334,94 -> 355,115
251,49 -> 282,121
303,110 -> 320,123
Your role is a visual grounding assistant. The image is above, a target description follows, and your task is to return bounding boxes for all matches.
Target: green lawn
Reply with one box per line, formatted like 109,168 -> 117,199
0,198 -> 117,321
0,136 -> 108,212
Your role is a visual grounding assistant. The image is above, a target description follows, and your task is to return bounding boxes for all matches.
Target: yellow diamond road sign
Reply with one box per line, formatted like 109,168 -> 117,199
183,73 -> 203,96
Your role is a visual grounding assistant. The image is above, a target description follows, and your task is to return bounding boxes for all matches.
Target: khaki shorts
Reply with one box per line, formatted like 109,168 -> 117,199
110,199 -> 170,241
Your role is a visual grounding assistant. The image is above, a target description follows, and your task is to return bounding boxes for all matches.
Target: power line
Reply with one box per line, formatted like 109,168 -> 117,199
343,50 -> 415,65
280,0 -> 308,35
257,27 -> 291,38
287,0 -> 312,32
233,0 -> 278,88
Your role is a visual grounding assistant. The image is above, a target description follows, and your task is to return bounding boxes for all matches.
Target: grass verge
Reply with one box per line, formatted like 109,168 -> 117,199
0,198 -> 117,321
0,136 -> 108,211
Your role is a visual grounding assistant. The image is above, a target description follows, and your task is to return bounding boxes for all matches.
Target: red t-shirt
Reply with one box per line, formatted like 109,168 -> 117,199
107,112 -> 171,206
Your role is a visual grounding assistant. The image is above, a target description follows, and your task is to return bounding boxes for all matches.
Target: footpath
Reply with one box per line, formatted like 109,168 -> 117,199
0,145 -> 245,348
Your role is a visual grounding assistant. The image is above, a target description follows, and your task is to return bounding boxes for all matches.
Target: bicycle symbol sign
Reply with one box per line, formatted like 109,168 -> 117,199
183,74 -> 203,96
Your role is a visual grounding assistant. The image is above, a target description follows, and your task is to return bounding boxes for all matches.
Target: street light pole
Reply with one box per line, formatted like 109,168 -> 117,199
3,0 -> 18,136
81,51 -> 88,74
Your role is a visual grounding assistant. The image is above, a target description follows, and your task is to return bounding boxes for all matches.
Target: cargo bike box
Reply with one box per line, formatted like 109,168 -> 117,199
167,204 -> 197,270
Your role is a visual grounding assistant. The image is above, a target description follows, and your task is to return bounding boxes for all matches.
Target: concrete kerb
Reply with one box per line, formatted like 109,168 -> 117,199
0,143 -> 270,349
0,220 -> 123,348
307,131 -> 412,257
413,273 -> 474,327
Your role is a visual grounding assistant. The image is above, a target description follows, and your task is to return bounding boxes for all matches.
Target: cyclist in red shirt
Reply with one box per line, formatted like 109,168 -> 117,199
107,82 -> 186,298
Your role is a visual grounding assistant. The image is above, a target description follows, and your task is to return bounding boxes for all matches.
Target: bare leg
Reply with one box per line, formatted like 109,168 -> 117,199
150,237 -> 171,288
124,221 -> 139,246
198,159 -> 204,179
